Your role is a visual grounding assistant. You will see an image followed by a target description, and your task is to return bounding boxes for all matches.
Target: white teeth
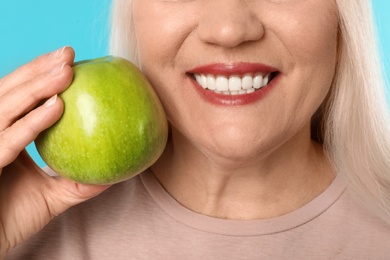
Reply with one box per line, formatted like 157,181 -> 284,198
194,73 -> 272,95
201,75 -> 207,89
253,74 -> 263,89
228,76 -> 241,91
262,75 -> 269,87
216,76 -> 229,91
206,75 -> 216,90
195,74 -> 202,85
242,74 -> 253,89
195,74 -> 207,89
247,88 -> 255,94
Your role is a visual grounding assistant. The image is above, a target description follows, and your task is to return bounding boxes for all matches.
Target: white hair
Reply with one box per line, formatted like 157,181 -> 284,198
109,0 -> 390,224
325,0 -> 390,222
109,0 -> 138,64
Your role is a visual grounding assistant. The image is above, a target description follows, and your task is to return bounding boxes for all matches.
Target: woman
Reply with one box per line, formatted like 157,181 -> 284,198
2,0 -> 390,259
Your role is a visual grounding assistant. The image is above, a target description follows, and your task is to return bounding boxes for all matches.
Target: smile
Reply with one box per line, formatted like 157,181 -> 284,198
193,72 -> 277,95
187,62 -> 281,105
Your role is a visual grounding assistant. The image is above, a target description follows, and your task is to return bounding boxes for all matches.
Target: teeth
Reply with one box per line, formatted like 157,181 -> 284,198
228,76 -> 241,91
194,73 -> 272,95
242,74 -> 253,90
262,74 -> 269,87
206,75 -> 216,90
216,76 -> 229,91
253,75 -> 263,89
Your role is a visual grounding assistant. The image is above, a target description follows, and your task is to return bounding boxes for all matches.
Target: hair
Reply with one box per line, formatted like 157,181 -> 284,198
325,0 -> 390,223
109,0 -> 390,224
109,0 -> 138,64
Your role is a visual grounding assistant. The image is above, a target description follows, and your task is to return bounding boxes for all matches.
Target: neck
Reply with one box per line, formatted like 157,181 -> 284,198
151,127 -> 334,220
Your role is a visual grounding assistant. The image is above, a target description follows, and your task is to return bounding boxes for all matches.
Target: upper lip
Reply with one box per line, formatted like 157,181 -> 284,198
187,62 -> 279,76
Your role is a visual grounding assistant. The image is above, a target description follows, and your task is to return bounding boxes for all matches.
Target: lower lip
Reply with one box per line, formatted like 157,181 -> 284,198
190,74 -> 281,106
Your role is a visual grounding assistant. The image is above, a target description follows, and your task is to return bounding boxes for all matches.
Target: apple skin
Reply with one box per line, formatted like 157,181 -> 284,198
35,56 -> 168,184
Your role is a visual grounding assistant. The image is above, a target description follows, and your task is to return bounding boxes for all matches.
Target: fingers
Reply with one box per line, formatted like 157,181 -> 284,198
0,47 -> 74,131
0,46 -> 75,95
0,95 -> 64,168
0,48 -> 111,254
0,63 -> 73,131
0,46 -> 75,168
0,152 -> 111,254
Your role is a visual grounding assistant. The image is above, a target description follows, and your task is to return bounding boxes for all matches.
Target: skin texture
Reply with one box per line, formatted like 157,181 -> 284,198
0,0 -> 339,256
0,47 -> 110,256
133,0 -> 339,219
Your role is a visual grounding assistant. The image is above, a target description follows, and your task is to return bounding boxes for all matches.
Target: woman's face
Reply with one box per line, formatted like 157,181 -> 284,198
132,0 -> 338,160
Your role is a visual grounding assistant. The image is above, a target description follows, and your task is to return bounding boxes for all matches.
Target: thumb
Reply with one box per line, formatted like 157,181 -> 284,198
43,177 -> 111,218
0,152 -> 111,254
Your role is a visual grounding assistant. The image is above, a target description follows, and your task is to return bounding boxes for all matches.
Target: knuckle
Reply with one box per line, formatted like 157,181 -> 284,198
20,58 -> 44,77
16,111 -> 44,139
0,138 -> 18,167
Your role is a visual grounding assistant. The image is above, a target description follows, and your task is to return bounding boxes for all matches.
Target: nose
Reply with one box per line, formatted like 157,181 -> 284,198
197,0 -> 265,48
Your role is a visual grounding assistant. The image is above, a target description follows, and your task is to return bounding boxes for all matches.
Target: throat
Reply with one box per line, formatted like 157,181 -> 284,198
150,132 -> 335,220
152,165 -> 334,220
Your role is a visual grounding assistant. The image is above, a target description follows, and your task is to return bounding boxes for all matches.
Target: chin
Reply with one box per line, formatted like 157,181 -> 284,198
201,131 -> 274,165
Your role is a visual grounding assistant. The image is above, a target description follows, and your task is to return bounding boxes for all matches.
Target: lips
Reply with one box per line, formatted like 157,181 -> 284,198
187,62 -> 281,106
194,73 -> 273,94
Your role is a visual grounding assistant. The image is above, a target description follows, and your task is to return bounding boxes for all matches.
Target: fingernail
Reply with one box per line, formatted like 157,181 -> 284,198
50,62 -> 67,75
45,94 -> 58,107
50,46 -> 68,59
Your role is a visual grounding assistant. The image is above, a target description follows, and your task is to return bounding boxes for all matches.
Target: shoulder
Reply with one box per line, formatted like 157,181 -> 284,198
329,189 -> 390,232
311,187 -> 390,255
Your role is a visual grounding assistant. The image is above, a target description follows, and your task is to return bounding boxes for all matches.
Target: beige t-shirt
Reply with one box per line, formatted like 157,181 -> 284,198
6,169 -> 390,259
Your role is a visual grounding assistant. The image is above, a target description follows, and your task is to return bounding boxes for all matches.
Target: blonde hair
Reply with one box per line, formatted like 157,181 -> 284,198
110,0 -> 138,64
109,0 -> 390,223
325,0 -> 390,223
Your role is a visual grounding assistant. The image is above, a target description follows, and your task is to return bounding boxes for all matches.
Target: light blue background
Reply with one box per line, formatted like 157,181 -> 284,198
0,0 -> 112,166
0,1 -> 389,167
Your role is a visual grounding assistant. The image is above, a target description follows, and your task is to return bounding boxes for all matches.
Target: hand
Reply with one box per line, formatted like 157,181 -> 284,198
0,47 -> 111,257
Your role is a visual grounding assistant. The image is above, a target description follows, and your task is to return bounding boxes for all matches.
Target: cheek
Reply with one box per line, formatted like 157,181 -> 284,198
133,2 -> 169,69
294,18 -> 338,106
133,1 -> 195,70
132,2 -> 179,108
276,4 -> 338,95
300,23 -> 338,107
132,2 -> 198,123
269,6 -> 338,130
268,1 -> 339,66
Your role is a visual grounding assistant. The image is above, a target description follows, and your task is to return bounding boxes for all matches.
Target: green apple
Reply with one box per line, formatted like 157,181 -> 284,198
35,56 -> 168,184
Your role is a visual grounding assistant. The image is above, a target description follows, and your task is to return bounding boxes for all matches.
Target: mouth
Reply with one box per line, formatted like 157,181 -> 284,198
187,62 -> 281,105
191,71 -> 280,95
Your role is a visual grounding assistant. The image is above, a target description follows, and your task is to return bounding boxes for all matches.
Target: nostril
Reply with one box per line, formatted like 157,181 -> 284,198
197,5 -> 265,48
